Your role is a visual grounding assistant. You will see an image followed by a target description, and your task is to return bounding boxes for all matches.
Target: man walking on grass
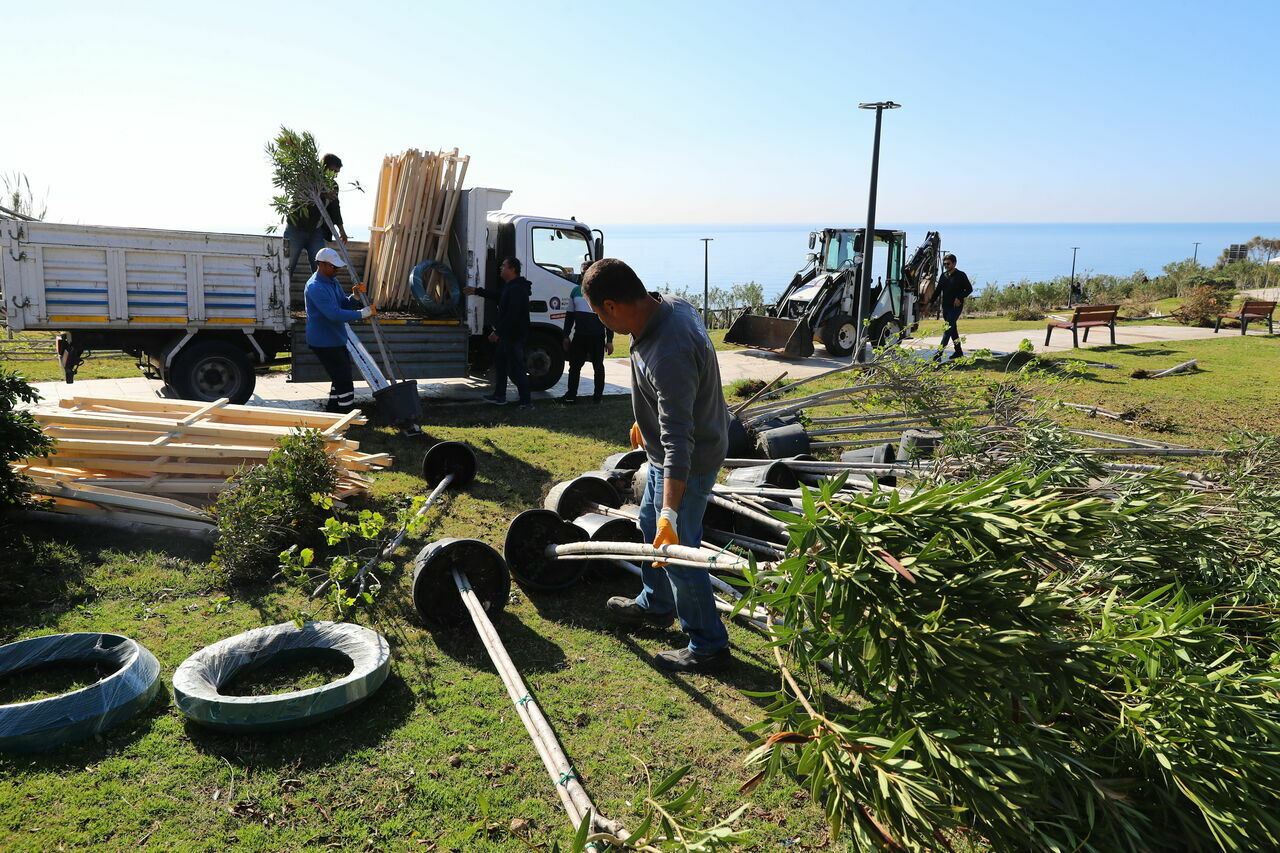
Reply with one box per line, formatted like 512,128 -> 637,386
582,258 -> 732,674
304,247 -> 376,413
465,257 -> 533,410
934,253 -> 973,360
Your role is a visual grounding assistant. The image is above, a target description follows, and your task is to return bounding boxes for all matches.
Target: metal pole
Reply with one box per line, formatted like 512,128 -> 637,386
856,101 -> 900,362
1193,242 -> 1201,264
1069,246 -> 1080,306
701,237 -> 713,326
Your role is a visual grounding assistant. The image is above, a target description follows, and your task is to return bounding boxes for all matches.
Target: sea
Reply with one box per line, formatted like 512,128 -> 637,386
597,222 -> 1280,301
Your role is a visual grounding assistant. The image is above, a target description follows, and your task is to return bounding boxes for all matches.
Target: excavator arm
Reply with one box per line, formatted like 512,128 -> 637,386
904,231 -> 942,306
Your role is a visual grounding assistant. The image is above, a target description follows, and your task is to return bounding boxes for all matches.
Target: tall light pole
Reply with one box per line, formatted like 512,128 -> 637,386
855,101 -> 901,361
1069,246 -> 1080,306
1193,241 -> 1201,264
701,237 -> 714,327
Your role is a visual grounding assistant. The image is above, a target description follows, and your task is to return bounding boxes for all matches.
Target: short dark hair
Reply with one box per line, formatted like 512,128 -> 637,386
501,256 -> 521,274
943,253 -> 957,263
322,153 -> 343,170
582,258 -> 646,305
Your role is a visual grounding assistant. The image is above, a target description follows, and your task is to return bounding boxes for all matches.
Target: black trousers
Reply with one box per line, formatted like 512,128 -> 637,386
311,345 -> 355,412
565,333 -> 606,400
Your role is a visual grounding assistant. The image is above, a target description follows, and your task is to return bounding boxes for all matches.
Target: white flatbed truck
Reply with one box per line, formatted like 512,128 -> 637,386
0,188 -> 602,403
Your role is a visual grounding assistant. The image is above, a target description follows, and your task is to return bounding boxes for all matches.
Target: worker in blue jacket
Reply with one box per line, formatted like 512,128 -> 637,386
464,257 -> 533,409
304,247 -> 376,413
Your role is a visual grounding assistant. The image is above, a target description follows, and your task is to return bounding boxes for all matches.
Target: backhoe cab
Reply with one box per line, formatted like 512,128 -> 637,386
726,228 -> 941,358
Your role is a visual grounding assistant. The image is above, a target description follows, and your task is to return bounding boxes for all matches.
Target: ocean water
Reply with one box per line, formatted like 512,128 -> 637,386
599,222 -> 1280,301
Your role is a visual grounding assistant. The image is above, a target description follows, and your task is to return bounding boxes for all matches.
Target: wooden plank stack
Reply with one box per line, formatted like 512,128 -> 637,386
13,396 -> 392,533
364,148 -> 470,311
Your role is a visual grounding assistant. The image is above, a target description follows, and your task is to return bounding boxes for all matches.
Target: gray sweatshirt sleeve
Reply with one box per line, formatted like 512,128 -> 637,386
648,350 -> 701,482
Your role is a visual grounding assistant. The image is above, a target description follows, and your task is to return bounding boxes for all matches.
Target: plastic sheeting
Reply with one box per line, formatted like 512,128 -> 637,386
0,632 -> 161,754
172,621 -> 391,733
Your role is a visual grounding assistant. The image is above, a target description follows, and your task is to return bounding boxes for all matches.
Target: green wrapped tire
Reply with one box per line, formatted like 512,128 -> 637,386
0,633 -> 161,754
172,621 -> 391,733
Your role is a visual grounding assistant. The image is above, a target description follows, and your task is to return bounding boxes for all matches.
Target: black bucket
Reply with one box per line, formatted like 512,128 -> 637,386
603,449 -> 648,471
840,442 -> 898,465
898,429 -> 944,462
726,416 -> 757,459
412,538 -> 510,628
374,380 -> 421,423
756,423 -> 810,459
725,460 -> 799,489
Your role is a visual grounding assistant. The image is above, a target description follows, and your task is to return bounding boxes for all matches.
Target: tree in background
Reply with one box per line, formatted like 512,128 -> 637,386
1,172 -> 48,220
0,370 -> 55,516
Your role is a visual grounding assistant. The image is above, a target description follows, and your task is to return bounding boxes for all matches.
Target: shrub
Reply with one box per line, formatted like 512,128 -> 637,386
1006,306 -> 1042,321
210,429 -> 338,585
0,369 -> 54,516
1171,285 -> 1226,327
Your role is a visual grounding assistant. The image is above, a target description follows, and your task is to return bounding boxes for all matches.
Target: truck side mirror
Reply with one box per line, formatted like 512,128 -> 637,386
808,232 -> 816,250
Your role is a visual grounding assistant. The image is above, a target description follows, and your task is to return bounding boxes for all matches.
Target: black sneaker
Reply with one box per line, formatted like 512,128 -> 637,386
952,347 -> 964,359
591,396 -> 603,405
556,395 -> 577,405
606,596 -> 675,629
515,403 -> 533,411
654,646 -> 731,673
484,395 -> 508,405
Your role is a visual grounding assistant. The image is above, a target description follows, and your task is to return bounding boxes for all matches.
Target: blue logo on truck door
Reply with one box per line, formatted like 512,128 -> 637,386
549,296 -> 562,311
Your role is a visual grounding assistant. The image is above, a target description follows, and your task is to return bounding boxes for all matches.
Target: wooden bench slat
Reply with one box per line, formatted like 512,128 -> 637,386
1045,304 -> 1118,348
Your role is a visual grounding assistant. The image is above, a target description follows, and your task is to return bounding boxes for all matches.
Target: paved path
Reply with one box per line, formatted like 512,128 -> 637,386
29,323 -> 1272,412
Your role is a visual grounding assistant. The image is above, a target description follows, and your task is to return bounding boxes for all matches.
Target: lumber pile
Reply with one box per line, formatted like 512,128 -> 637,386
13,396 -> 391,533
364,148 -> 470,311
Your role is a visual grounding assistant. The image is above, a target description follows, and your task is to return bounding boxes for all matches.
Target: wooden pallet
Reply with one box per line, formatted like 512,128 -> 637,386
13,396 -> 391,532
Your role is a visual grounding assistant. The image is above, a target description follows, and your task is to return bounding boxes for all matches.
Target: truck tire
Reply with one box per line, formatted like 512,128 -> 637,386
0,633 -> 161,754
524,330 -> 564,392
871,318 -> 904,348
170,339 -> 256,404
172,621 -> 391,733
821,314 -> 857,357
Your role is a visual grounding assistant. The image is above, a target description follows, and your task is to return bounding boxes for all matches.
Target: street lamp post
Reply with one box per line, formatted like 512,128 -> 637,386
1069,247 -> 1080,306
1193,242 -> 1201,264
701,237 -> 714,327
855,101 -> 901,361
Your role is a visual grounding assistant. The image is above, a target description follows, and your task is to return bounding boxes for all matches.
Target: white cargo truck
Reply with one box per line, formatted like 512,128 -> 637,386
0,189 -> 602,403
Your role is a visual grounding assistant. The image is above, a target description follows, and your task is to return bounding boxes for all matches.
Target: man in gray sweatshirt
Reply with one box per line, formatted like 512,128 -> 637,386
581,258 -> 731,673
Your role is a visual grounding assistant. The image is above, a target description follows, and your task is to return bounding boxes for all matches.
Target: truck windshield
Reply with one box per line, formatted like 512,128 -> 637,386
532,227 -> 592,282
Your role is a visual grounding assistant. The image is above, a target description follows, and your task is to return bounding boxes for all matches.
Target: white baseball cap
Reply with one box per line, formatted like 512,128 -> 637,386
315,247 -> 347,268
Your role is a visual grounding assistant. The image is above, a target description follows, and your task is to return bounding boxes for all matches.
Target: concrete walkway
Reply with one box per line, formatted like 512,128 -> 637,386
29,323 -> 1273,412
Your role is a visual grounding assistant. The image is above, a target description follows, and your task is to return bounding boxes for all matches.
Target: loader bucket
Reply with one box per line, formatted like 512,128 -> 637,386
725,314 -> 815,359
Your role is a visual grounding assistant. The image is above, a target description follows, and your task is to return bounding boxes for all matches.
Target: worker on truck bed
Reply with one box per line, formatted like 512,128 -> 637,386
285,153 -> 349,278
304,247 -> 376,413
558,262 -> 614,405
464,257 -> 533,410
933,253 -> 973,360
582,258 -> 732,674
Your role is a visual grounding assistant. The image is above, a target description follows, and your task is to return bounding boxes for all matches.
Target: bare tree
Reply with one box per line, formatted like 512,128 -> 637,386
1,172 -> 48,220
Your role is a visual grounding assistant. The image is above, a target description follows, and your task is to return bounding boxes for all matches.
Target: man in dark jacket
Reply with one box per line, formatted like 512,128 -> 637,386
304,247 -> 376,413
934,253 -> 973,359
558,267 -> 614,405
464,257 -> 533,409
285,153 -> 349,278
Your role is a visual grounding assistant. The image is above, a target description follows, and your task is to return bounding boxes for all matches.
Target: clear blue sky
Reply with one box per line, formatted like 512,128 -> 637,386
4,0 -> 1276,233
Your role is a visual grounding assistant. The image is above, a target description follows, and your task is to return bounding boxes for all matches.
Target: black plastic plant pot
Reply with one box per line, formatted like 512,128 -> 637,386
898,429 -> 943,462
756,423 -> 811,459
602,449 -> 647,472
172,621 -> 392,734
726,416 -> 756,459
543,475 -> 622,521
413,538 -> 511,628
374,379 -> 422,423
421,440 -> 477,489
504,509 -> 589,591
0,633 -> 161,754
573,512 -> 642,543
725,460 -> 800,489
840,442 -> 898,465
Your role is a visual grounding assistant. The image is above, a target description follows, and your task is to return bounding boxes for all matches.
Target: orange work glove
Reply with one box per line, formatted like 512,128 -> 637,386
351,282 -> 367,295
651,508 -> 678,567
629,422 -> 644,450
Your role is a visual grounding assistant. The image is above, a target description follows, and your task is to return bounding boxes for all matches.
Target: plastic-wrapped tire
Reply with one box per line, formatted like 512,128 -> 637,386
0,633 -> 161,754
172,621 -> 391,734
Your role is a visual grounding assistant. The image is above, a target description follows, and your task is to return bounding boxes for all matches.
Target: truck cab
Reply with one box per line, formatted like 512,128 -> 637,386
452,189 -> 603,391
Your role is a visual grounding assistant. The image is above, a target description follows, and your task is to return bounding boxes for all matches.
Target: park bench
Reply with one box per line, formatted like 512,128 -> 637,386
1214,299 -> 1276,335
1045,304 -> 1119,348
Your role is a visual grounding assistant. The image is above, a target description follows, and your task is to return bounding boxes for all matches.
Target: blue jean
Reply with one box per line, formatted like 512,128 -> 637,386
634,465 -> 729,654
940,303 -> 963,349
285,225 -> 326,278
493,338 -> 532,405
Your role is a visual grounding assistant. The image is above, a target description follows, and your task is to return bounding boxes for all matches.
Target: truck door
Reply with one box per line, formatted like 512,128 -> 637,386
520,222 -> 594,390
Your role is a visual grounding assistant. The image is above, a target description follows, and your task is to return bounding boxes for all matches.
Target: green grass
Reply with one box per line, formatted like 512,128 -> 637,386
0,398 -> 832,852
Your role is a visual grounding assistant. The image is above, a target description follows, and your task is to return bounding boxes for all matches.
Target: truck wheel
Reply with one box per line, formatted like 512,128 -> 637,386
524,331 -> 564,392
872,319 -> 904,348
821,315 -> 857,357
170,340 -> 256,404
